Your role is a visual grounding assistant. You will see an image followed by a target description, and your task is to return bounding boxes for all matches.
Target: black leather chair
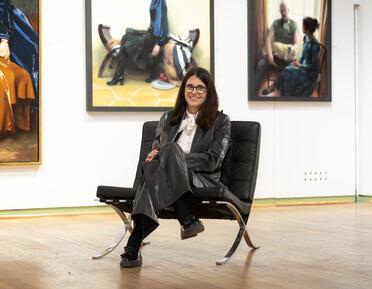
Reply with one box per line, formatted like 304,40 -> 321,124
94,121 -> 261,265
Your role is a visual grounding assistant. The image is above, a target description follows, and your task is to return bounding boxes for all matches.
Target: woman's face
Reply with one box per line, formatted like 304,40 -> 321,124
184,75 -> 207,111
302,24 -> 310,35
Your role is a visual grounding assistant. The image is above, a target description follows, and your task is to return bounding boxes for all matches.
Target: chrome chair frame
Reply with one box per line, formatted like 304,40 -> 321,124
93,120 -> 260,265
93,199 -> 259,265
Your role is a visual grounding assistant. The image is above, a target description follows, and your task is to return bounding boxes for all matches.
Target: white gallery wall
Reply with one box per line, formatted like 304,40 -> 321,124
0,0 -> 370,210
357,0 -> 372,197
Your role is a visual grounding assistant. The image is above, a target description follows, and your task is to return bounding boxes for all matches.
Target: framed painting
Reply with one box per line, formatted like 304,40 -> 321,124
0,0 -> 41,165
248,0 -> 331,101
86,0 -> 214,111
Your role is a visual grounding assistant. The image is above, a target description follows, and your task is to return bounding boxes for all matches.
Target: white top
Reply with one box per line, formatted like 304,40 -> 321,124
176,109 -> 198,154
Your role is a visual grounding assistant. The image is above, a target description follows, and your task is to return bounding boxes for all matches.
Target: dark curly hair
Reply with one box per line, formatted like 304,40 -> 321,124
170,67 -> 219,129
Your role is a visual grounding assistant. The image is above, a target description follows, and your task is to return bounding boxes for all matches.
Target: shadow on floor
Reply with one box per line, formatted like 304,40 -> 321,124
0,261 -> 43,289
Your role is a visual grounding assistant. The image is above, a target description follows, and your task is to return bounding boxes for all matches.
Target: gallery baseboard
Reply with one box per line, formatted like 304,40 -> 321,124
0,195 -> 371,218
357,195 -> 372,203
0,205 -> 112,219
253,195 -> 357,207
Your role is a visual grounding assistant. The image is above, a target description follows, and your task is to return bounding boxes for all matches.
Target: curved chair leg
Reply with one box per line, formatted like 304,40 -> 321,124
98,53 -> 112,78
92,205 -> 132,259
215,201 -> 259,265
216,225 -> 245,265
92,225 -> 128,259
98,51 -> 117,78
244,230 -> 259,249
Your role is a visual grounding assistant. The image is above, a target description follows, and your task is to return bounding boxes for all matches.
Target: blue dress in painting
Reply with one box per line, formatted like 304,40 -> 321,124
0,0 -> 39,97
149,0 -> 169,46
275,36 -> 320,97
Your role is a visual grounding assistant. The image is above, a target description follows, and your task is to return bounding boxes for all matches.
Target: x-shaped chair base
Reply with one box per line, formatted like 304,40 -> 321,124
205,201 -> 260,265
92,201 -> 259,265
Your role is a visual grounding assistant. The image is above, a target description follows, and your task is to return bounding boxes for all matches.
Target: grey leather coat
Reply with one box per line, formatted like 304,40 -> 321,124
152,109 -> 231,188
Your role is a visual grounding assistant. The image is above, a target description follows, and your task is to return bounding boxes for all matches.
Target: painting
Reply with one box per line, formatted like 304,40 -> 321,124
249,0 -> 331,101
86,0 -> 214,111
0,0 -> 40,165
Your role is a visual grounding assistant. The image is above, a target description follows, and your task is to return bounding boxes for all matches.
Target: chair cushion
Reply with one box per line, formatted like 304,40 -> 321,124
97,185 -> 250,215
192,187 -> 251,215
96,186 -> 135,200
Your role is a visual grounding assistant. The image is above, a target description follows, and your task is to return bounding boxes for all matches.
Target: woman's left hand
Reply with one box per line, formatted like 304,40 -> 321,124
293,60 -> 300,67
152,44 -> 160,57
0,40 -> 10,59
145,149 -> 159,162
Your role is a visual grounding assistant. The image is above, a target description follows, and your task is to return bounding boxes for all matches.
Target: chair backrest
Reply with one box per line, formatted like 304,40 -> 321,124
133,121 -> 261,204
220,121 -> 261,203
132,121 -> 159,190
318,43 -> 327,74
98,24 -> 113,52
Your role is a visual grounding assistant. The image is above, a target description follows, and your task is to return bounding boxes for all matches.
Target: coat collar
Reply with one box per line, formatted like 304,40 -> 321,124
168,110 -> 223,152
169,116 -> 203,151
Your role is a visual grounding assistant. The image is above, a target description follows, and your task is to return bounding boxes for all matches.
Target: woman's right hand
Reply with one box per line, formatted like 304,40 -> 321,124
0,40 -> 10,59
151,44 -> 160,57
293,59 -> 300,67
145,149 -> 159,162
267,53 -> 275,66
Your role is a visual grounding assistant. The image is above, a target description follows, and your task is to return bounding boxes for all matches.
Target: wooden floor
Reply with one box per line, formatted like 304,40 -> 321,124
0,203 -> 371,289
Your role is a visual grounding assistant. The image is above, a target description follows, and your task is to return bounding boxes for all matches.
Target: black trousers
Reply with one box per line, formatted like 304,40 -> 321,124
127,195 -> 193,253
114,29 -> 162,79
126,143 -> 195,254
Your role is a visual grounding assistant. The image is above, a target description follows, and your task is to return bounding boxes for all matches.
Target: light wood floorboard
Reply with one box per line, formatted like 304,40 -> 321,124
0,203 -> 371,289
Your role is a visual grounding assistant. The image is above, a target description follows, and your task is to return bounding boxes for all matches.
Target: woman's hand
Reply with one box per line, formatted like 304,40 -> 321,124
0,40 -> 10,59
293,59 -> 300,67
145,149 -> 159,162
267,53 -> 276,66
152,44 -> 160,57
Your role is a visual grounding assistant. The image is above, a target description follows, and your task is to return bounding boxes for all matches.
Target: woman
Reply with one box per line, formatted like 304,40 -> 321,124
107,0 -> 169,85
0,0 -> 39,95
262,17 -> 320,97
0,0 -> 36,134
120,67 -> 231,268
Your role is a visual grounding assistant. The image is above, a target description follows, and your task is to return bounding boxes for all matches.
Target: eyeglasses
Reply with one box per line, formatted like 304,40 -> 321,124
185,84 -> 207,94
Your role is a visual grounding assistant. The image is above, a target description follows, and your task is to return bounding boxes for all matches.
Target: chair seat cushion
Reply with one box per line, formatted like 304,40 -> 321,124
191,186 -> 224,200
97,185 -> 251,215
96,186 -> 136,200
192,187 -> 251,214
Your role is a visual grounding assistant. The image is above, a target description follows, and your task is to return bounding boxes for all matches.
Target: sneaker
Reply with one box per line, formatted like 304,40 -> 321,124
180,219 -> 205,240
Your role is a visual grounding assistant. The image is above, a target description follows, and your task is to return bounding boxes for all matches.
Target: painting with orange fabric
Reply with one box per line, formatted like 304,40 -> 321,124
0,0 -> 40,164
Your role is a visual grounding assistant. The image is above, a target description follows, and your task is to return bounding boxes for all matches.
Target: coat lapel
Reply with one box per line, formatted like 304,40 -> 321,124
169,123 -> 181,143
190,113 -> 221,152
190,126 -> 204,152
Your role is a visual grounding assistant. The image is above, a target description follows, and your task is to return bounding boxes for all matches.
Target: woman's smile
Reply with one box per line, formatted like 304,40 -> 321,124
188,94 -> 201,101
